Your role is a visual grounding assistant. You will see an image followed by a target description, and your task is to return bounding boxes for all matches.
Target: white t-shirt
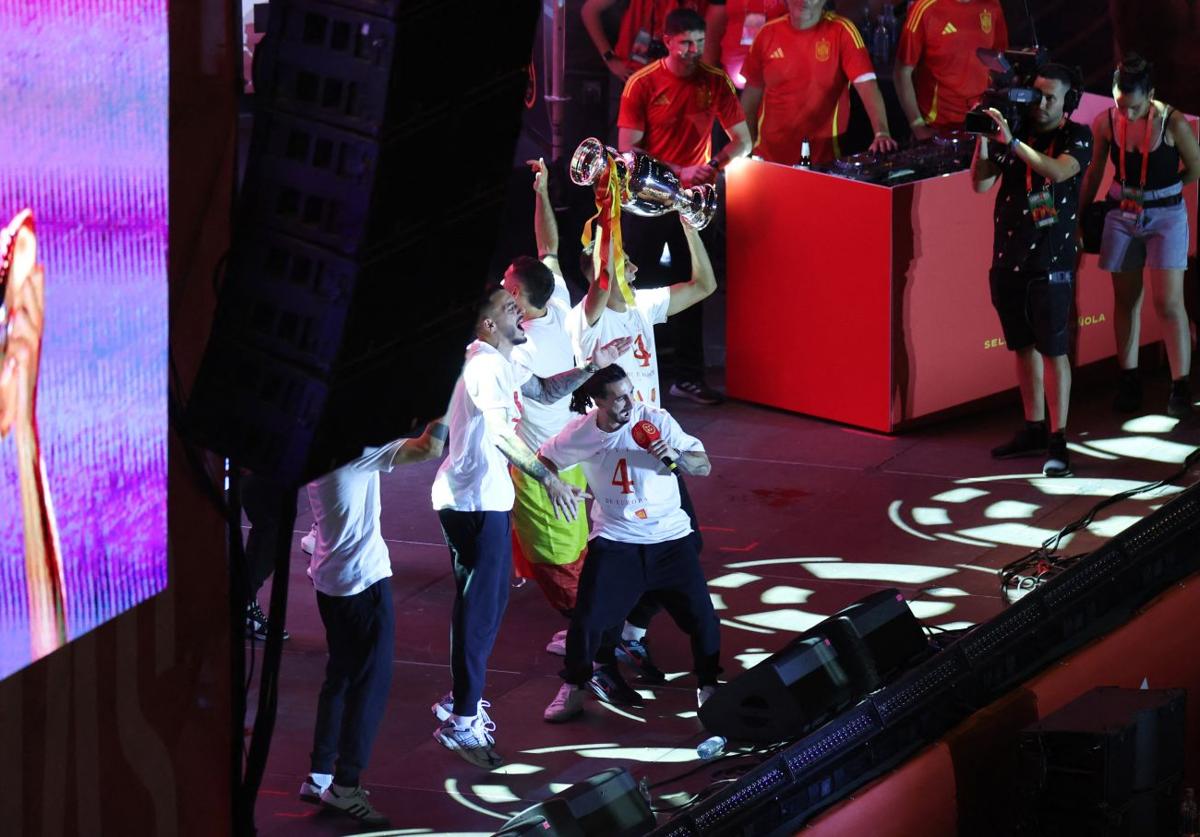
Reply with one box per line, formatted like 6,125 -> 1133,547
510,274 -> 578,451
306,439 -> 407,597
539,402 -> 703,544
432,340 -> 527,512
568,285 -> 671,408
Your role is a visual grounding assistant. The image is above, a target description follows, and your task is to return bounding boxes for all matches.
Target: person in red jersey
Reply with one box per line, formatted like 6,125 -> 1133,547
740,0 -> 897,164
616,7 -> 750,405
583,0 -> 710,81
895,0 -> 1009,139
702,0 -> 788,89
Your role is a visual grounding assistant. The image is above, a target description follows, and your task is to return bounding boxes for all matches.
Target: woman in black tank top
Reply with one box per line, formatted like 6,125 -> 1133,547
1079,54 -> 1200,417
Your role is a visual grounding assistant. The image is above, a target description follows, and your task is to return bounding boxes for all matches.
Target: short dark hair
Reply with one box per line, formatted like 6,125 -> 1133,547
1114,53 -> 1154,96
570,364 -> 627,414
1037,62 -> 1081,111
509,255 -> 555,309
472,282 -> 506,326
664,8 -> 705,37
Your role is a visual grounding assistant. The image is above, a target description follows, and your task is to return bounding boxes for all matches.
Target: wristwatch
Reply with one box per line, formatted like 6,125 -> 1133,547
582,360 -> 601,374
603,49 -> 615,61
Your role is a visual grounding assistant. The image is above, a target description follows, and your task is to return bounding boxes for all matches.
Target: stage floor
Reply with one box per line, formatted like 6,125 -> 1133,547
251,366 -> 1198,836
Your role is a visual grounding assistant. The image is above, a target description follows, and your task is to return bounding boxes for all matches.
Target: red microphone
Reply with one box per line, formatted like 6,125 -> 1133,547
631,420 -> 677,471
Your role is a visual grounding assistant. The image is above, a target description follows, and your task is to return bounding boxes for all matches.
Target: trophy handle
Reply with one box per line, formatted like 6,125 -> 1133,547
680,184 -> 718,230
569,137 -> 610,186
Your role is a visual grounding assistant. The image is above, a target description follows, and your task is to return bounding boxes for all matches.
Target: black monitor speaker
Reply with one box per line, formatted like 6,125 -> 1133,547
496,768 -> 654,837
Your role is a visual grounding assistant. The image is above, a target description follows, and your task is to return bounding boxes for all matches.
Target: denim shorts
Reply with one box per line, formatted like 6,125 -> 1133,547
1098,199 -> 1190,272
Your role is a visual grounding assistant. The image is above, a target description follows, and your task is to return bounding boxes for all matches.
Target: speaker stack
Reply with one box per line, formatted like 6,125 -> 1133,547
188,0 -> 540,483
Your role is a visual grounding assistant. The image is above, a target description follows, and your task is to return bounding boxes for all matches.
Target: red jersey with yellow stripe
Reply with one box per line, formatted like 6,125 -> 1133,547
742,12 -> 874,164
897,0 -> 1008,128
618,59 -> 745,168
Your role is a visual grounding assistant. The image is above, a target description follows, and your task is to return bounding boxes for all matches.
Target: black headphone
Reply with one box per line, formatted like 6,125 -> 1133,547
1038,62 -> 1083,113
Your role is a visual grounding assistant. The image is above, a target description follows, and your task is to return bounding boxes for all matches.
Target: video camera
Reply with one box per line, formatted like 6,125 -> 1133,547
963,47 -> 1048,137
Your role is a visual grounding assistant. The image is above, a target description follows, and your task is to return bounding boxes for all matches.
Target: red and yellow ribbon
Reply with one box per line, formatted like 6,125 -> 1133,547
580,156 -> 637,308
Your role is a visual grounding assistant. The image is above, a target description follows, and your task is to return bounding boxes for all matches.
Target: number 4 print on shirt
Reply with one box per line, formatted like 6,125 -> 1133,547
632,334 -> 652,368
611,458 -> 635,494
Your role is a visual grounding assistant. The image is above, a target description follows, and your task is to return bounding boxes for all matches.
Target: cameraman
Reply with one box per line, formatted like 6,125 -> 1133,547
971,64 -> 1092,478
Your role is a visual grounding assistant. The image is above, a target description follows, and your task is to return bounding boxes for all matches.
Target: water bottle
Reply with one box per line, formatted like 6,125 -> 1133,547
799,138 -> 812,168
870,5 -> 892,69
881,3 -> 898,57
697,735 -> 727,760
1181,787 -> 1199,837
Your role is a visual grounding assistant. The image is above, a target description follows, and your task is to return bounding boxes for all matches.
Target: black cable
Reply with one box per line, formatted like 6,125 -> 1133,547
1000,445 -> 1200,586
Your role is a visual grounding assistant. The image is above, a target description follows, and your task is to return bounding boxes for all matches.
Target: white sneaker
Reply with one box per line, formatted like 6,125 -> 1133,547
697,685 -> 718,708
545,628 -> 568,656
298,772 -> 331,805
431,692 -> 494,728
543,682 -> 585,723
319,783 -> 388,826
434,716 -> 503,769
299,522 -> 317,555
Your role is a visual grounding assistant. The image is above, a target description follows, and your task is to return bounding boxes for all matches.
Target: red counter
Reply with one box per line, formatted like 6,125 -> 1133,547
725,95 -> 1197,432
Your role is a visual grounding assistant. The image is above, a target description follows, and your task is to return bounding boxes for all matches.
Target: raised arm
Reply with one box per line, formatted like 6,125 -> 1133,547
521,337 -> 633,404
529,157 -> 559,258
581,225 -> 616,326
987,109 -> 1081,183
666,221 -> 716,316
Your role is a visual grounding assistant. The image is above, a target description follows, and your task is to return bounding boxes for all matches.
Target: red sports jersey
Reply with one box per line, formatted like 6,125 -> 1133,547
715,0 -> 788,87
618,59 -> 745,168
615,0 -> 709,70
897,0 -> 1009,128
742,12 -> 874,164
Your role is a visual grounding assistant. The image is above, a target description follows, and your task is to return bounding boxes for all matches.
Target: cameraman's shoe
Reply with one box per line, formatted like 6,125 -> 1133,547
990,421 -> 1048,459
1042,432 -> 1071,478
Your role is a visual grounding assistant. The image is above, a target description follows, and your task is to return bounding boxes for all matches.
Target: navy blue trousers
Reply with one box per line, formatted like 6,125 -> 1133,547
438,509 -> 512,716
310,578 -> 394,787
563,534 -> 721,687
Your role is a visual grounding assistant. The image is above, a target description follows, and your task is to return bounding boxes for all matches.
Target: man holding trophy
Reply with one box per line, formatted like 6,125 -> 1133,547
616,7 -> 751,405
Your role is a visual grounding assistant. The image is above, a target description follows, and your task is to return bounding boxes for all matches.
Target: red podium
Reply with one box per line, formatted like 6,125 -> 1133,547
725,95 -> 1197,432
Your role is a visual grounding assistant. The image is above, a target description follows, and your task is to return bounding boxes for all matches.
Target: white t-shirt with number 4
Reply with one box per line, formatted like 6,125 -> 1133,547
539,402 -> 703,544
432,340 -> 528,512
568,286 -> 670,408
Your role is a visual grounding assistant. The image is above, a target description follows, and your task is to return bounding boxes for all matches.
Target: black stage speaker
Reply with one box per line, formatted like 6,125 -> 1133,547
497,768 -> 654,837
1019,687 -> 1186,807
699,589 -> 927,743
187,0 -> 540,484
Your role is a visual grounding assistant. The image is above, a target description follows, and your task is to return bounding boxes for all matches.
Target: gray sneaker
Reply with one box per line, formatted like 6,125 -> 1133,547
434,717 -> 503,769
319,783 -> 388,826
431,692 -> 493,727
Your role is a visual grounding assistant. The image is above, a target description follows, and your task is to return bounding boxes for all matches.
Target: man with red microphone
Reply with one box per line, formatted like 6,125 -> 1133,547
536,364 -> 721,722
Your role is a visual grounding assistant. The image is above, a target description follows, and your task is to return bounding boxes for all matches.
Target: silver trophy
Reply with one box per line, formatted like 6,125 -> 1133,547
569,137 -> 718,230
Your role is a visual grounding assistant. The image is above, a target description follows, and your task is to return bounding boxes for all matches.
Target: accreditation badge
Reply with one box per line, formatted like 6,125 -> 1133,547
1028,189 -> 1058,228
1119,184 -> 1145,219
741,12 -> 767,45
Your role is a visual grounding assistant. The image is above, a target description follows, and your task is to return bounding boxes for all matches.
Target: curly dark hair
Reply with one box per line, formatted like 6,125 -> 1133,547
569,363 -> 627,414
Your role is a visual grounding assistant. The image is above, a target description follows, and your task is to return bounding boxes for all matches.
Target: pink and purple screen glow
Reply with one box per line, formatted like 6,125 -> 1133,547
0,1 -> 167,679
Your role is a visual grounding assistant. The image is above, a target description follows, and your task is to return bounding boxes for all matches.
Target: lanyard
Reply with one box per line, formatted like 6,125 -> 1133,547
1117,105 -> 1153,189
1025,135 -> 1057,194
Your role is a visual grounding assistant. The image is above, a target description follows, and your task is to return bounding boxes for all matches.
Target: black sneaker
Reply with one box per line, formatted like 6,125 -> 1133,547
615,637 -> 666,684
669,380 -> 724,405
1167,378 -> 1193,418
990,423 -> 1048,459
1113,371 -> 1143,413
1043,433 -> 1071,478
586,665 -> 644,706
246,600 -> 289,641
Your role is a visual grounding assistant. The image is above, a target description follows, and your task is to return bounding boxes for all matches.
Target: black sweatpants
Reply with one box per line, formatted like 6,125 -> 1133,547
563,533 -> 721,687
310,578 -> 394,787
438,509 -> 512,716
